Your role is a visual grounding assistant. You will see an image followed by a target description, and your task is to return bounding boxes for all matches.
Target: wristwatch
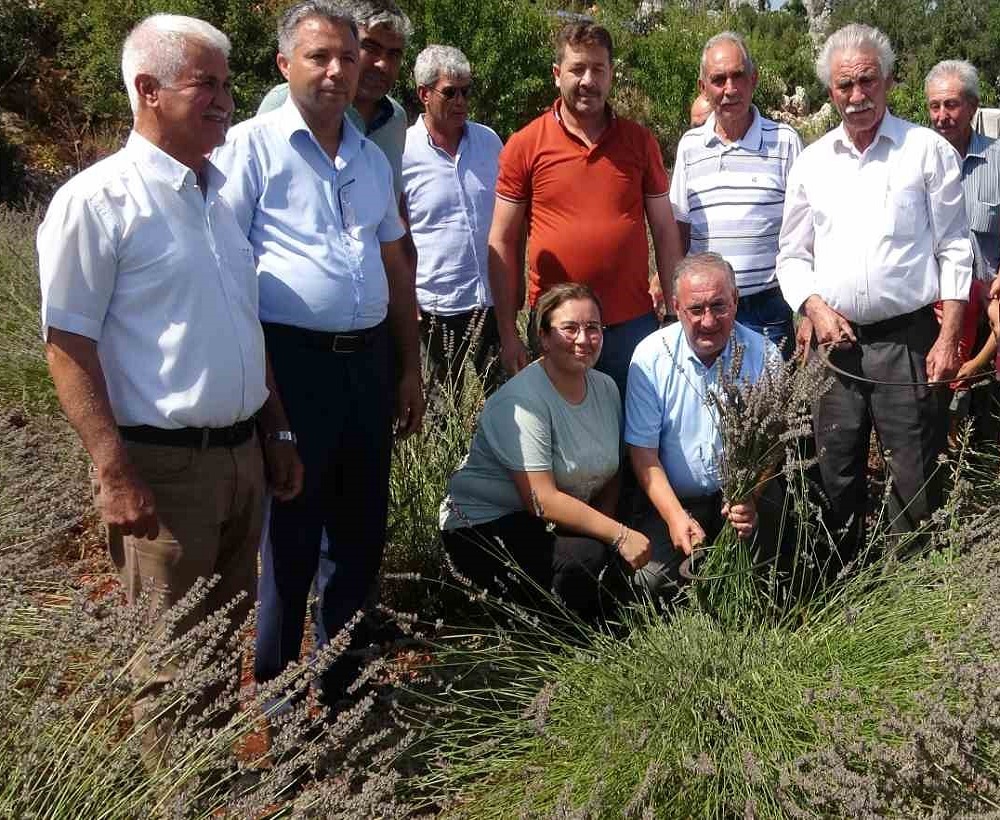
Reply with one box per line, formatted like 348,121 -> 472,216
267,430 -> 298,444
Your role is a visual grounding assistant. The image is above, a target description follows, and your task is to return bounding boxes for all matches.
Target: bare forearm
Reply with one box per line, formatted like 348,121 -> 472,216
530,487 -> 620,544
937,299 -> 965,345
652,223 -> 682,307
488,238 -> 523,340
45,330 -> 128,475
256,353 -> 292,435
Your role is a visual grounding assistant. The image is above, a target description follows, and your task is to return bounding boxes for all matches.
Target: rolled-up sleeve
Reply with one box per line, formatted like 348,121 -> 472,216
927,140 -> 973,302
775,162 -> 818,313
37,189 -> 117,342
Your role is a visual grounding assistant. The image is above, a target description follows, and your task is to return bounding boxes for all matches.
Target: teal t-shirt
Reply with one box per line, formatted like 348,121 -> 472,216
440,361 -> 622,530
256,84 -> 407,197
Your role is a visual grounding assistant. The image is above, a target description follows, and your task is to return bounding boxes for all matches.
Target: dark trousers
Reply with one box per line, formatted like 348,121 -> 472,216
736,286 -> 795,360
441,512 -> 633,622
419,306 -> 500,399
255,321 -> 394,703
813,305 -> 948,563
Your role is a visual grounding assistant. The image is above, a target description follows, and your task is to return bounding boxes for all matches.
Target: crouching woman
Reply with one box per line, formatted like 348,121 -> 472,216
439,284 -> 651,620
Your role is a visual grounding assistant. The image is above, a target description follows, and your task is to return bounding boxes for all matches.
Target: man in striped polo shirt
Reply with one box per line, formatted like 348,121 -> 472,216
669,31 -> 803,356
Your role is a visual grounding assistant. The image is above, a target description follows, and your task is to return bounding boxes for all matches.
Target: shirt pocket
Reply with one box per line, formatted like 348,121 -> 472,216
969,200 -> 999,236
885,187 -> 926,238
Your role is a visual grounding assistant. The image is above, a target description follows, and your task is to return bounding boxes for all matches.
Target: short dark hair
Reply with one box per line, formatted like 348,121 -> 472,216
554,22 -> 613,66
534,283 -> 603,338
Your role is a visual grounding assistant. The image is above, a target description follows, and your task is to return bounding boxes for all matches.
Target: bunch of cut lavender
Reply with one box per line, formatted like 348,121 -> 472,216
694,343 -> 833,626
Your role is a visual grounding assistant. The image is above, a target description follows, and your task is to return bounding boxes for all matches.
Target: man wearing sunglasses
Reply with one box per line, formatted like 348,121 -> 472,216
402,45 -> 503,398
257,0 -> 411,203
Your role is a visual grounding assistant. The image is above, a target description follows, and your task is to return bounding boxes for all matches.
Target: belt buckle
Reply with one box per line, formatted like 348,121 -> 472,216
331,333 -> 357,353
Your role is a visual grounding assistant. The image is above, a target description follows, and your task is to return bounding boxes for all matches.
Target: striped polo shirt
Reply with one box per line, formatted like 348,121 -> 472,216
961,131 -> 1000,281
669,107 -> 803,295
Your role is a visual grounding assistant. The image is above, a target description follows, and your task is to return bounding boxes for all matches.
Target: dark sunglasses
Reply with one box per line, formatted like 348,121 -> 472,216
429,84 -> 473,100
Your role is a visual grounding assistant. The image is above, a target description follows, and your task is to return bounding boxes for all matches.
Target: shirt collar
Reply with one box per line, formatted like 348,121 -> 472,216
416,112 -> 468,151
367,96 -> 395,134
702,105 -> 763,150
125,130 -> 205,191
832,109 -> 901,155
551,98 -> 617,139
278,94 -> 364,169
967,130 -> 992,159
680,325 -> 737,372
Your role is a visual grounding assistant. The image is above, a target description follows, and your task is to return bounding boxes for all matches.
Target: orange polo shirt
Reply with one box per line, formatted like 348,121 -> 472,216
495,100 -> 669,326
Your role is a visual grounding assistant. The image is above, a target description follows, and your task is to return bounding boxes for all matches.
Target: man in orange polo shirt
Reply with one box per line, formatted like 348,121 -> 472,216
488,21 -> 682,397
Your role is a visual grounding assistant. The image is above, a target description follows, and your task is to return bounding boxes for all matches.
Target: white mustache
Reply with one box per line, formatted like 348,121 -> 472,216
844,101 -> 874,114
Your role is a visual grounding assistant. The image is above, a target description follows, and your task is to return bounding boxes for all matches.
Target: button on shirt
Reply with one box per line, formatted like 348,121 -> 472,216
961,131 -> 1000,281
37,132 -> 269,429
776,112 -> 973,324
402,115 -> 503,315
625,321 -> 776,499
213,99 -> 406,332
669,107 -> 803,295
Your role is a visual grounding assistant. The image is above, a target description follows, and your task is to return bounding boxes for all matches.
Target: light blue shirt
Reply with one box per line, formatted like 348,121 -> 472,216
403,115 -> 503,315
625,321 -> 776,498
214,98 -> 406,332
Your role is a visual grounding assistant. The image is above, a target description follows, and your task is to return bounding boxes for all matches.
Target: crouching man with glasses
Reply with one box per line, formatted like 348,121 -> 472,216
625,253 -> 783,601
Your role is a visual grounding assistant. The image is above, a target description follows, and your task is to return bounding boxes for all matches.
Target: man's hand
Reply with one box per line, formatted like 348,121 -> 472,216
395,365 -> 425,437
616,527 -> 652,570
500,333 -> 530,376
795,316 -> 814,362
666,509 -> 706,556
263,440 -> 304,501
803,296 -> 856,350
722,499 -> 758,540
926,336 -> 962,383
97,461 -> 159,539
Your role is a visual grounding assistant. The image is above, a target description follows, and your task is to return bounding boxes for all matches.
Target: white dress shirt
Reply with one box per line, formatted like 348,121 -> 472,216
213,98 -> 405,333
37,132 -> 269,429
402,115 -> 503,315
776,111 -> 973,323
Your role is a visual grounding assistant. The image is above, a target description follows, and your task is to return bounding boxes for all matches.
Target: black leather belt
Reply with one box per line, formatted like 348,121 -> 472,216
851,304 -> 934,342
262,320 -> 385,353
119,417 -> 256,449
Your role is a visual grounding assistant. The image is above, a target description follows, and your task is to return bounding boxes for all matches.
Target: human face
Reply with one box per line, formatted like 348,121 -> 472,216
927,75 -> 976,153
828,48 -> 890,148
673,268 -> 737,365
419,74 -> 471,134
540,298 -> 603,375
356,24 -> 405,105
698,41 -> 757,136
278,16 -> 359,126
152,41 -> 233,166
552,43 -> 613,122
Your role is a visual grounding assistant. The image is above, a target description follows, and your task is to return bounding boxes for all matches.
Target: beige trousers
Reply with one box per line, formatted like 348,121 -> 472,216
95,433 -> 265,764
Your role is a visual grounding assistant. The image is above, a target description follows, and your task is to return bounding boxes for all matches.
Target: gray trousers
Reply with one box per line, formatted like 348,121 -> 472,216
813,305 -> 948,562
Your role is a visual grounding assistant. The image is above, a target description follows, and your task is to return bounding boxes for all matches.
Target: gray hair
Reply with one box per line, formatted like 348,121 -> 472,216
121,14 -> 230,114
700,31 -> 755,80
925,59 -> 980,104
278,0 -> 359,57
816,23 -> 894,88
673,252 -> 737,295
413,45 -> 471,88
346,0 -> 413,42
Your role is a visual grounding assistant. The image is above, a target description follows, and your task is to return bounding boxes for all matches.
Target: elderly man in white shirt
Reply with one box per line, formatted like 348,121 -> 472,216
777,23 -> 973,563
402,45 -> 503,395
37,14 -> 302,763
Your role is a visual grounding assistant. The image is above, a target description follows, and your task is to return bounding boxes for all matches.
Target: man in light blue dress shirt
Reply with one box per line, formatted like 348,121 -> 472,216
625,253 -> 779,598
214,0 -> 424,708
402,45 -> 504,395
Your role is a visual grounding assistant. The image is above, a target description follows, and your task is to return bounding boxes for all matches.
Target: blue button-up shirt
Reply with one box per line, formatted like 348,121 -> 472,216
214,98 -> 405,332
402,115 -> 503,315
625,321 -> 776,498
961,130 -> 1000,281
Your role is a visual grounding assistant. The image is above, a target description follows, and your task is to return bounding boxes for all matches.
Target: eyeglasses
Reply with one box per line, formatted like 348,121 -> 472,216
681,301 -> 732,319
553,321 -> 604,339
429,84 -> 473,100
